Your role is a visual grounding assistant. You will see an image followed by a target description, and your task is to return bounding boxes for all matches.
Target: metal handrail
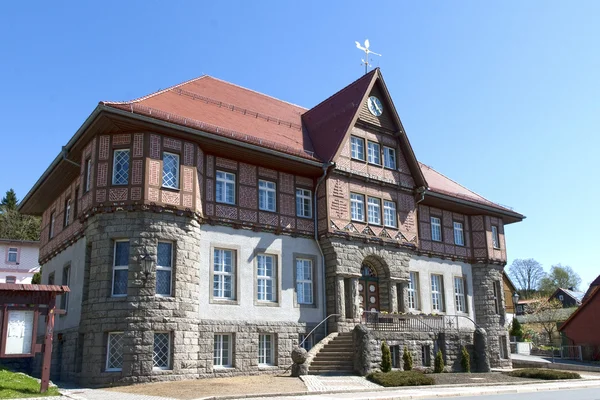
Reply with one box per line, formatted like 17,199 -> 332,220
298,313 -> 340,348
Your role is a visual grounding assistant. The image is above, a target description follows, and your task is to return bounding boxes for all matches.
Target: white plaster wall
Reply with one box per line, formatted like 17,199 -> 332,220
0,272 -> 37,283
0,243 -> 40,282
408,255 -> 474,322
200,225 -> 324,323
39,237 -> 87,332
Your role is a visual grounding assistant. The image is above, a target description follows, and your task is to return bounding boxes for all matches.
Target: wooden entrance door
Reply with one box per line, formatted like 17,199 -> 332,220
358,263 -> 379,314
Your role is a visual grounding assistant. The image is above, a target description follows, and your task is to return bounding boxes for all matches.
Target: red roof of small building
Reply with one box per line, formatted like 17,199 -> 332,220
559,286 -> 600,332
0,284 -> 70,292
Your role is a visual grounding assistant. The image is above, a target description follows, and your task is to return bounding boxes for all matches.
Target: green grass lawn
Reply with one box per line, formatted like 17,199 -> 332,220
0,367 -> 60,398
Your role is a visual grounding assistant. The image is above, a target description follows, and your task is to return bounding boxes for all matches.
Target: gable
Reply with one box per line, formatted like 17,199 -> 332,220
357,83 -> 397,132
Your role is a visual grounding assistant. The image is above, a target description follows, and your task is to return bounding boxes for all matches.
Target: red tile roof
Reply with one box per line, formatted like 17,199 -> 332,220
559,286 -> 600,332
0,283 -> 70,292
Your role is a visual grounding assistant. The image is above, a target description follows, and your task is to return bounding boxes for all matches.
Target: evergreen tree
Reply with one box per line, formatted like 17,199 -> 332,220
460,346 -> 471,373
0,189 -> 41,241
434,350 -> 444,373
509,317 -> 523,341
31,270 -> 41,284
381,341 -> 392,372
1,189 -> 18,212
402,346 -> 413,371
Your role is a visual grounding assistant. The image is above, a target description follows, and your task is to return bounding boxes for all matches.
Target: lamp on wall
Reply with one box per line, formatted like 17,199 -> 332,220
139,250 -> 154,279
512,292 -> 519,307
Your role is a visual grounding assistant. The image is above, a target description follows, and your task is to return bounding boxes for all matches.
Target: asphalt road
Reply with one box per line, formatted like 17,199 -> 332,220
421,388 -> 600,400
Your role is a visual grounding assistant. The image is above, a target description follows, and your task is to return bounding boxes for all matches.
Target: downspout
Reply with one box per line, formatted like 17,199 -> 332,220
314,162 -> 335,337
415,186 -> 427,204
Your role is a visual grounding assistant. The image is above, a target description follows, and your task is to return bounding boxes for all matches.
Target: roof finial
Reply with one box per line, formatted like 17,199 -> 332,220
355,39 -> 381,75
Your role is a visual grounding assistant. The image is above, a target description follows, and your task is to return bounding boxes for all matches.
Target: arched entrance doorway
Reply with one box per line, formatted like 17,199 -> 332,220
358,262 -> 379,314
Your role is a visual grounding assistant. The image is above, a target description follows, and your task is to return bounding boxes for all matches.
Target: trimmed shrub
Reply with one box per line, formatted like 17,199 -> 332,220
434,350 -> 444,373
510,317 -> 523,341
460,346 -> 470,373
403,346 -> 413,371
507,368 -> 580,380
381,341 -> 392,373
367,370 -> 435,387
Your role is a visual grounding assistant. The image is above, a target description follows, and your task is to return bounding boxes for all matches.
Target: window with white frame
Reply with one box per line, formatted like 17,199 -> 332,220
112,241 -> 129,297
258,180 -> 276,212
112,149 -> 130,185
350,136 -> 365,160
156,242 -> 173,296
296,188 -> 312,218
162,152 -> 180,189
85,159 -> 92,193
491,225 -> 500,248
296,258 -> 313,305
408,271 -> 419,310
64,198 -> 71,227
453,221 -> 464,246
214,334 -> 232,368
213,249 -> 234,300
493,281 -> 502,314
430,216 -> 442,242
454,277 -> 467,313
367,141 -> 381,165
367,197 -> 381,225
216,171 -> 236,204
257,254 -> 276,302
49,212 -> 56,239
153,332 -> 171,370
7,247 -> 18,263
383,200 -> 397,228
258,334 -> 274,365
431,274 -> 444,312
350,193 -> 365,221
383,146 -> 396,169
6,276 -> 16,284
106,332 -> 124,371
61,265 -> 71,311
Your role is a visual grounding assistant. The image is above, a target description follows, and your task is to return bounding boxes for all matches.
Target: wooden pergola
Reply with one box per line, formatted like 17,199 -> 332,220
0,283 -> 69,393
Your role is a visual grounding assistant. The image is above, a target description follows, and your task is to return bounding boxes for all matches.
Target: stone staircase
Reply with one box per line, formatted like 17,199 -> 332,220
308,332 -> 355,375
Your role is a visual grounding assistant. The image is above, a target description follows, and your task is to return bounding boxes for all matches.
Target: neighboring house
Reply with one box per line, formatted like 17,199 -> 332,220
19,69 -> 524,386
515,299 -> 539,316
503,272 -> 518,318
0,239 -> 40,284
583,275 -> 600,301
559,286 -> 600,360
549,288 -> 585,308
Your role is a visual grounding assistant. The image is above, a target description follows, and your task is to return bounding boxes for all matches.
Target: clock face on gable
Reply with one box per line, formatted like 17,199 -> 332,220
367,96 -> 383,116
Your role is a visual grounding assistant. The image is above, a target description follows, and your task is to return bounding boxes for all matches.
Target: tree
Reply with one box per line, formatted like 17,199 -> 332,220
509,259 -> 546,298
539,264 -> 582,293
402,346 -> 413,371
460,346 -> 470,373
0,189 -> 18,212
525,297 -> 563,345
381,341 -> 392,372
510,317 -> 523,341
434,350 -> 444,373
31,269 -> 41,284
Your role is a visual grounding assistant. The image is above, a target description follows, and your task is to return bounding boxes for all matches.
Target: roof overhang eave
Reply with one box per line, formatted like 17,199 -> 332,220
101,105 -> 325,168
424,190 -> 525,224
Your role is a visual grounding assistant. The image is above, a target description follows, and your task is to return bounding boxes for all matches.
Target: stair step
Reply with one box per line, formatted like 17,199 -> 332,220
314,352 -> 353,359
311,360 -> 354,367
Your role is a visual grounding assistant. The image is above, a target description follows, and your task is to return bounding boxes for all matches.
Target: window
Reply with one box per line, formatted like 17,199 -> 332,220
85,159 -> 92,193
73,186 -> 79,221
106,332 -> 124,371
350,193 -> 365,221
499,336 -> 508,359
48,272 -> 55,285
422,345 -> 431,367
453,222 -> 464,246
213,249 -> 234,300
296,188 -> 312,218
214,334 -> 232,368
299,334 -> 313,351
408,272 -> 419,310
257,254 -> 276,302
258,180 -> 276,212
7,247 -> 18,263
162,152 -> 180,189
64,198 -> 71,227
383,146 -> 396,169
454,277 -> 467,313
430,217 -> 442,242
491,225 -> 500,248
112,241 -> 129,297
153,332 -> 171,370
367,141 -> 381,165
296,258 -> 313,305
216,171 -> 236,204
383,200 -> 397,228
61,265 -> 71,311
112,149 -> 130,185
6,276 -> 16,284
350,136 -> 365,160
390,345 -> 401,368
558,294 -> 564,301
493,281 -> 502,314
49,212 -> 56,239
258,334 -> 274,365
431,274 -> 444,312
367,197 -> 381,225
156,242 -> 173,296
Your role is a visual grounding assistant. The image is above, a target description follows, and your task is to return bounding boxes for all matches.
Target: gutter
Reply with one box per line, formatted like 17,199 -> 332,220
424,189 -> 525,221
313,162 -> 335,337
19,106 -> 103,212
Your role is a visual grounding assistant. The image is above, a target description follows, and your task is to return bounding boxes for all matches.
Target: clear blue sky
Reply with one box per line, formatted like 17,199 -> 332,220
1,1 -> 598,288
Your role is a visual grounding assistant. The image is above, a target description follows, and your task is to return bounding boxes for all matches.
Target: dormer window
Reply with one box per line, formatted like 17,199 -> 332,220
350,136 -> 365,161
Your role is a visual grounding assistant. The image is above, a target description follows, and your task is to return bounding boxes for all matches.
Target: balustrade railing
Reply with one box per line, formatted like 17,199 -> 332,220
362,311 -> 476,333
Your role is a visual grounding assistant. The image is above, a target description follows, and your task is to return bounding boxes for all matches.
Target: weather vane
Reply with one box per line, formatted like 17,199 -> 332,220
355,39 -> 381,75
